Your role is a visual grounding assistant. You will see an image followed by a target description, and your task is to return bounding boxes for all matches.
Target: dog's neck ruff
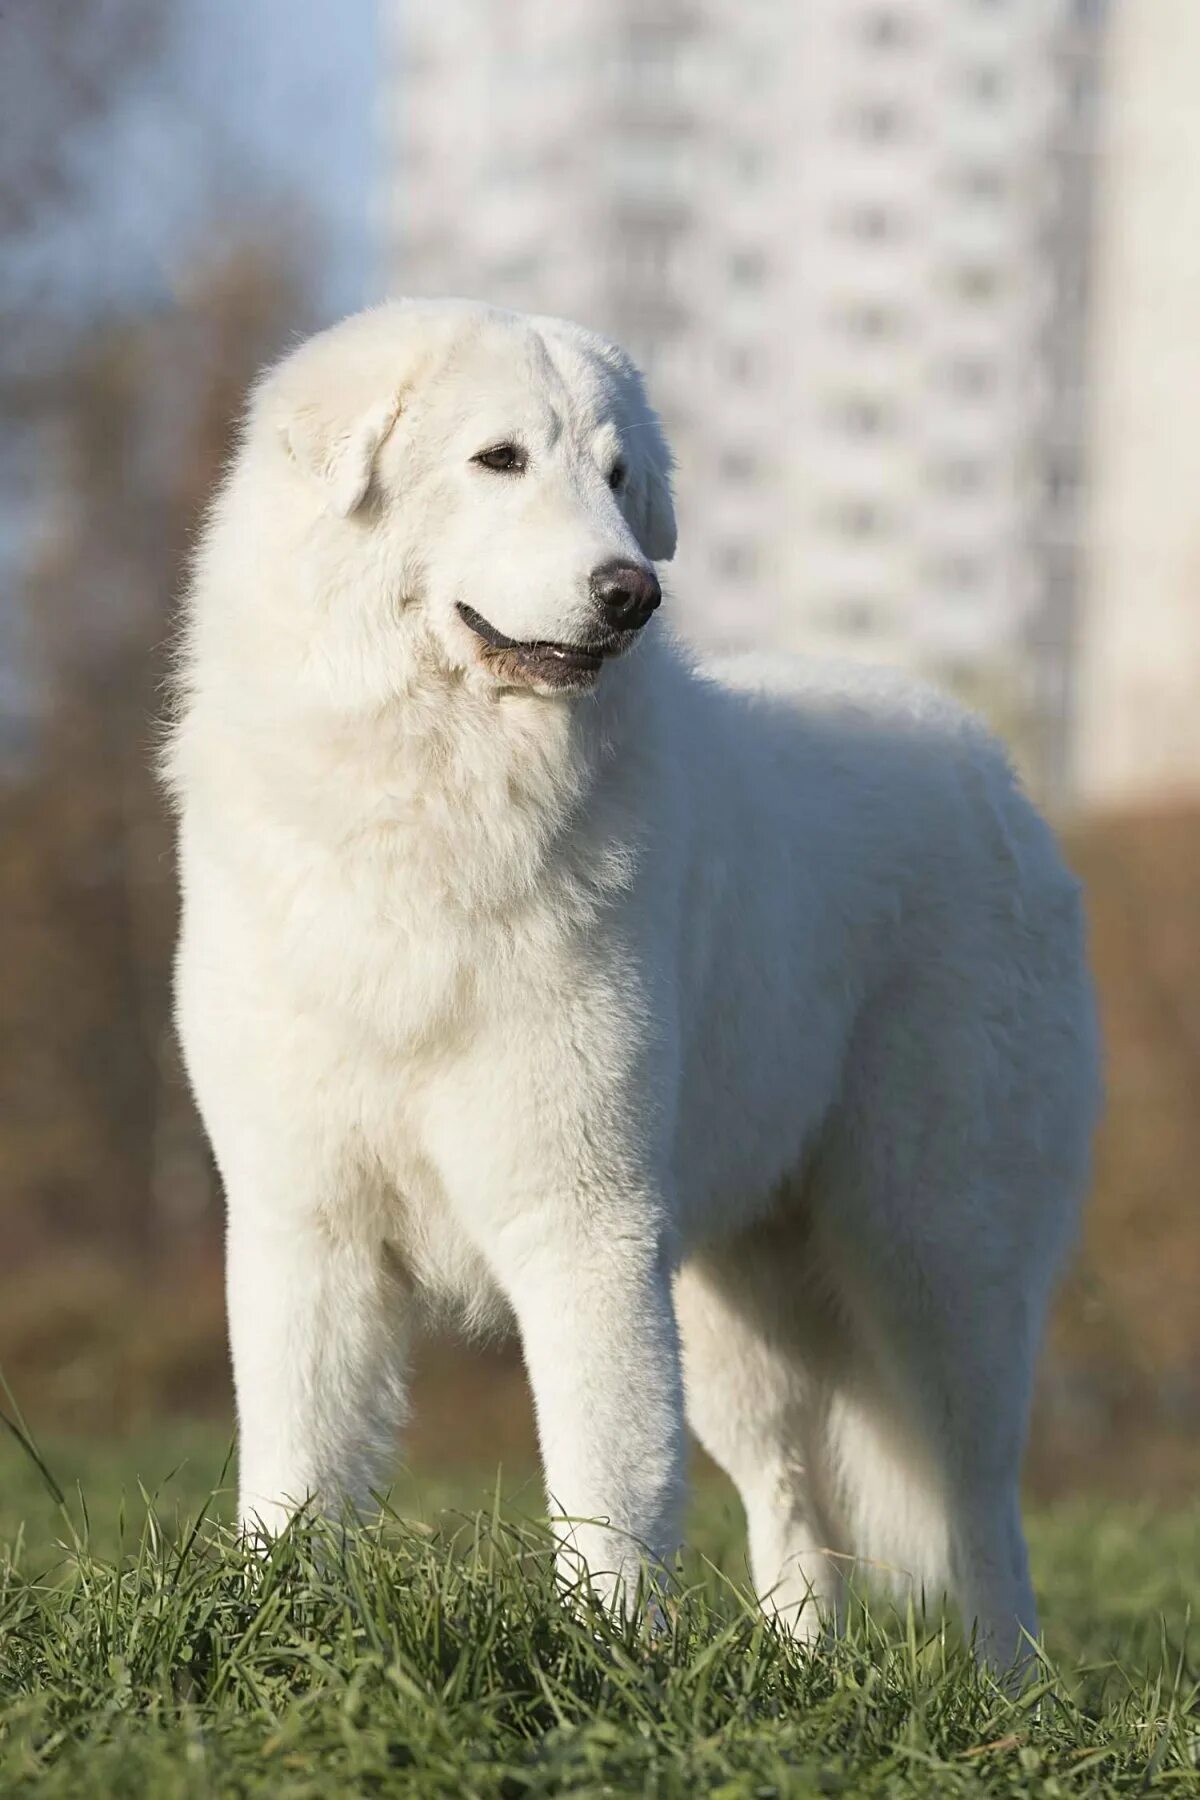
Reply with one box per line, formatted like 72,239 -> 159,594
172,632 -> 662,929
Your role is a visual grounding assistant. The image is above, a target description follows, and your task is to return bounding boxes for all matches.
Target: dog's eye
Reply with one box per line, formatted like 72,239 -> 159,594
472,443 -> 526,474
608,461 -> 627,491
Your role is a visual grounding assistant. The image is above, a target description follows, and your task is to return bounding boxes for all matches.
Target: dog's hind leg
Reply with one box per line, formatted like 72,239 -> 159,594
678,1204 -> 1042,1673
813,1178 -> 1048,1677
675,1222 -> 852,1641
822,1297 -> 1041,1675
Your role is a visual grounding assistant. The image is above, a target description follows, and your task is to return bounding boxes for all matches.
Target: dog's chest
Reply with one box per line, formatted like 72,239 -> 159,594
256,774 -> 604,1054
256,834 -> 483,1058
324,1059 -> 501,1326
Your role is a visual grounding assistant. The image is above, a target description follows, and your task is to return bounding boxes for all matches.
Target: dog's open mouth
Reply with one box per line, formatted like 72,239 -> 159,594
456,603 -> 619,690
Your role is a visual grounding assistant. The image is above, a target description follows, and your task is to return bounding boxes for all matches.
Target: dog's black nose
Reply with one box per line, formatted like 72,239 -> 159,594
591,559 -> 662,633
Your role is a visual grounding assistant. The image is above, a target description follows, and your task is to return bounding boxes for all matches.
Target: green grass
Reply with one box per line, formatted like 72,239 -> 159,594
1,1425 -> 1198,1796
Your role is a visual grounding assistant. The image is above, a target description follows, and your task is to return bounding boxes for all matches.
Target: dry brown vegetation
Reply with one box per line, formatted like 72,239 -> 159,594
1030,807 -> 1200,1495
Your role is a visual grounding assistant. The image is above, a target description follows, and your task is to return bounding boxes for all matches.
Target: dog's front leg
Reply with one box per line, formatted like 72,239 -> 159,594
493,1218 -> 686,1614
226,1202 -> 411,1538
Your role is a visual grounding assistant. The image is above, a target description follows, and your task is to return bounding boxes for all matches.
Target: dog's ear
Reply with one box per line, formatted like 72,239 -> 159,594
527,315 -> 678,563
281,393 -> 401,518
256,314 -> 419,517
635,414 -> 677,563
605,346 -> 678,563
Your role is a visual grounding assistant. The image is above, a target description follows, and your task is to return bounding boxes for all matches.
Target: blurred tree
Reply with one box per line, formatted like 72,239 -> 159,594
1,242 -> 305,1261
0,0 -> 315,1260
0,0 -> 173,741
0,0 -> 164,352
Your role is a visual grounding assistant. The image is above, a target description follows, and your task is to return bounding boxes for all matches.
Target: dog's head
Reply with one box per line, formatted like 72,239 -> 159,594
239,300 -> 676,704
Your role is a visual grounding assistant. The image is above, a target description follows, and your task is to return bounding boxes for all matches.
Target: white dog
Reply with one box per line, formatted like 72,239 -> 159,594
166,300 -> 1100,1669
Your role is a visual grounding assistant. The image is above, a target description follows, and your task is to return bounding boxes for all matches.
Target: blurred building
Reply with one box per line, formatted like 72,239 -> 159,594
387,2 -> 1107,802
1074,0 -> 1200,810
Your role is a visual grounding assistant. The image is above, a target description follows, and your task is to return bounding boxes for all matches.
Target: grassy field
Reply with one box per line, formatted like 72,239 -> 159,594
1,1424 -> 1199,1797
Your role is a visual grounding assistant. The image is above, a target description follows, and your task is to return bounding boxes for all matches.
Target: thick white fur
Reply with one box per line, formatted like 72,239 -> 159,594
166,300 -> 1101,1670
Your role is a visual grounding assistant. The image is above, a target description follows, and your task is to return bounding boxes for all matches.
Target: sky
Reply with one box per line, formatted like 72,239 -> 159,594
174,0 -> 377,314
19,0 -> 377,332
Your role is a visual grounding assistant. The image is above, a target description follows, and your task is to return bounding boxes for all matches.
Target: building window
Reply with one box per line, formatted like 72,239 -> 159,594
860,9 -> 916,49
494,253 -> 539,286
952,264 -> 1003,304
836,301 -> 907,340
617,225 -> 674,287
731,142 -> 767,181
831,599 -> 880,634
956,164 -> 1006,204
933,458 -> 988,495
1052,262 -> 1090,313
719,447 -> 759,483
826,498 -> 890,540
729,248 -> 767,286
932,554 -> 983,593
613,139 -> 689,193
845,100 -> 908,142
839,202 -> 905,243
946,356 -> 996,398
1044,458 -> 1081,506
828,394 -> 896,436
1068,65 -> 1098,122
713,540 -> 756,579
965,65 -> 1006,104
621,28 -> 682,103
726,344 -> 764,385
